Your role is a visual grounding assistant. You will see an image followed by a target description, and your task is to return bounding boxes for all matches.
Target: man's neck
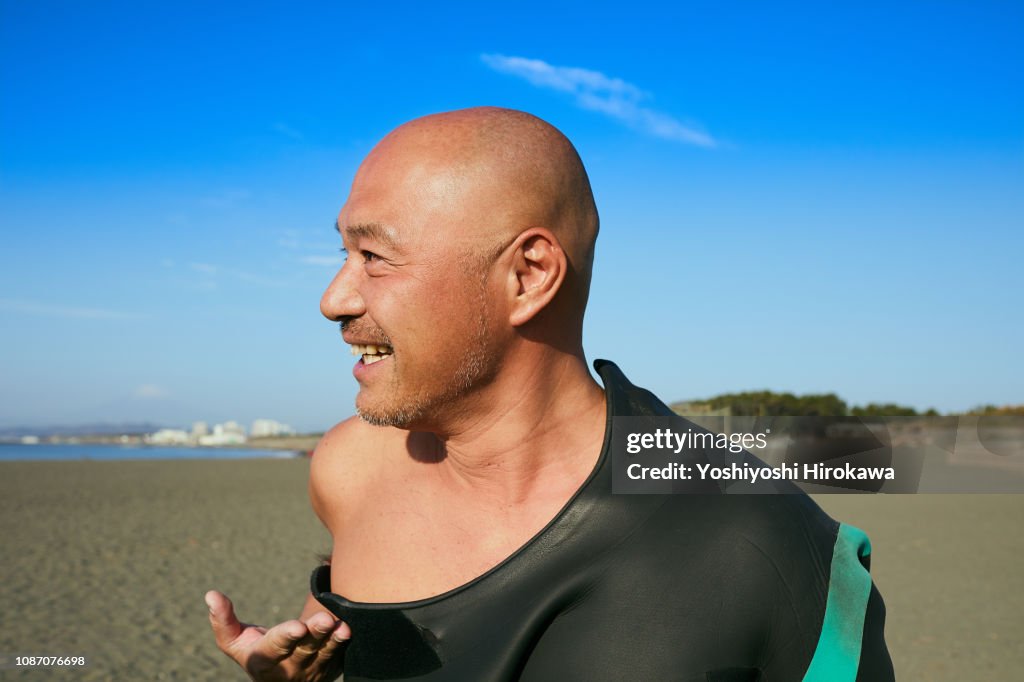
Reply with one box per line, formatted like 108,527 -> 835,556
424,350 -> 607,508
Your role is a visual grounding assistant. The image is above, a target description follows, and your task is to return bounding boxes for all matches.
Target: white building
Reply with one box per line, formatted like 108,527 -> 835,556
251,419 -> 296,438
147,428 -> 191,445
191,421 -> 210,439
198,421 -> 247,446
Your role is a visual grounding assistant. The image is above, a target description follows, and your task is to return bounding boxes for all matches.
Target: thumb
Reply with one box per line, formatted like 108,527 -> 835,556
206,590 -> 244,650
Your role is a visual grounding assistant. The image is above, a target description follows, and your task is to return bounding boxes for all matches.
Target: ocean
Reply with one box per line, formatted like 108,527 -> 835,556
0,443 -> 301,461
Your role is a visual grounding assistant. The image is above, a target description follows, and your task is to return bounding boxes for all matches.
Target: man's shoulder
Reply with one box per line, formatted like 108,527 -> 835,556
308,416 -> 406,526
687,493 -> 840,560
630,493 -> 842,590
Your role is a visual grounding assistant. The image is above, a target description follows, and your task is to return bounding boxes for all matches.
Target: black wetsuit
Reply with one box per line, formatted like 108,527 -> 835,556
312,360 -> 894,681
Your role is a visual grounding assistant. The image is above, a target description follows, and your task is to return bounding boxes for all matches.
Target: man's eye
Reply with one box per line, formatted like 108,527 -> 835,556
361,250 -> 380,263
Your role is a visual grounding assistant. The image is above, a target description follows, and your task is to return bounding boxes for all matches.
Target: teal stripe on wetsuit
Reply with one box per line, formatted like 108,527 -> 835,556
803,524 -> 874,682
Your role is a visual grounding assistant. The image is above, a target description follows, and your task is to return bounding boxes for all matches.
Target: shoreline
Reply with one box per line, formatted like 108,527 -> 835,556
0,442 -> 314,463
0,433 -> 323,453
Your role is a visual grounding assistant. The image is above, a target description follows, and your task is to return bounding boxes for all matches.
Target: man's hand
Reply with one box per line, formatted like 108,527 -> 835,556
206,590 -> 350,681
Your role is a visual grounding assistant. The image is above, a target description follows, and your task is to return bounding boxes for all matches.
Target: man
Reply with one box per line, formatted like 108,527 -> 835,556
207,107 -> 894,681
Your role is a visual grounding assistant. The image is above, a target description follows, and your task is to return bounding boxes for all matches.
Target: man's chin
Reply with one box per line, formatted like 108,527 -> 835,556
355,397 -> 422,430
356,410 -> 403,429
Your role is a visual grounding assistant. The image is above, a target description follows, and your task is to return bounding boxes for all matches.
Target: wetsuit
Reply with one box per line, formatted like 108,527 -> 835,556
312,360 -> 895,681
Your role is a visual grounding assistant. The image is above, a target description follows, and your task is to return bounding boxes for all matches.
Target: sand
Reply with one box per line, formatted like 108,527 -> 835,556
0,459 -> 329,681
0,459 -> 1021,680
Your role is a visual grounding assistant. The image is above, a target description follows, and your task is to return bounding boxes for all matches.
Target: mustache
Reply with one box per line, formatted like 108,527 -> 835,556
339,319 -> 392,346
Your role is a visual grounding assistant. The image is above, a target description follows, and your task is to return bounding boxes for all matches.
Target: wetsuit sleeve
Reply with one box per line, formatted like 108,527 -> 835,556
766,523 -> 895,682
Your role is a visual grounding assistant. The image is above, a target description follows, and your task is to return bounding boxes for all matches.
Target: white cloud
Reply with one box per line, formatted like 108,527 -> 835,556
279,236 -> 339,252
273,122 -> 304,141
0,298 -> 139,320
190,262 -> 219,275
134,384 -> 168,399
301,255 -> 344,267
200,189 -> 251,209
183,261 -> 296,288
231,269 -> 293,287
480,54 -> 716,148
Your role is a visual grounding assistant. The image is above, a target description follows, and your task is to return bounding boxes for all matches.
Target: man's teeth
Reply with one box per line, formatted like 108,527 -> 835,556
350,344 -> 393,365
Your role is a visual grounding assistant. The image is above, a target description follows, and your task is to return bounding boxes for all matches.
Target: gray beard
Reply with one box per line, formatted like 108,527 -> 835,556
355,279 -> 494,430
355,342 -> 491,429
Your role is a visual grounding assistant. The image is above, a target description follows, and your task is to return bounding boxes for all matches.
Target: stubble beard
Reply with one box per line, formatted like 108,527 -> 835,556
355,276 -> 496,429
355,343 -> 491,429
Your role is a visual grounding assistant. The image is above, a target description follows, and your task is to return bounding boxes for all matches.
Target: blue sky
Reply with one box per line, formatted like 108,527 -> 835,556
1,1 -> 1021,431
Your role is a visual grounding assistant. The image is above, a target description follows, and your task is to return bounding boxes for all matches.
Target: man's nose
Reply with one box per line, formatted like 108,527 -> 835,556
320,263 -> 365,321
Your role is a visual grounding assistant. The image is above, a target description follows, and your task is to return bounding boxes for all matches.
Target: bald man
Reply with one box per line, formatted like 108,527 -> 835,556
207,108 -> 893,681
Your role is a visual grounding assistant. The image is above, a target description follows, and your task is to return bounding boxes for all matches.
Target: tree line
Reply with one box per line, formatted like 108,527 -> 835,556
672,390 -> 1023,417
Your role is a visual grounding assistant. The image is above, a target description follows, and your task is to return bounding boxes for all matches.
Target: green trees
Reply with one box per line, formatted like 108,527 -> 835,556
967,404 -> 1024,416
674,391 -> 938,417
702,391 -> 848,417
851,403 -> 920,417
671,392 -> 1021,417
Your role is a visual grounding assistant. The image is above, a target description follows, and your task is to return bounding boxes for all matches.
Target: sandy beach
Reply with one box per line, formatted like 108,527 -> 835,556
0,459 -> 330,681
1,459 -> 1021,680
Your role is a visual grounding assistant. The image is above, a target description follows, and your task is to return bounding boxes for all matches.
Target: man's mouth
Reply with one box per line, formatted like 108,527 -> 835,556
350,343 -> 394,366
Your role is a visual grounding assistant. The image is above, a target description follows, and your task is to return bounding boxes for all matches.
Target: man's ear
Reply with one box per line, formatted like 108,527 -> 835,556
506,228 -> 567,327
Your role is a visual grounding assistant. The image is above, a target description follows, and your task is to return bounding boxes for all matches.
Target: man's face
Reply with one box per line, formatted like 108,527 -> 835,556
320,144 -> 505,428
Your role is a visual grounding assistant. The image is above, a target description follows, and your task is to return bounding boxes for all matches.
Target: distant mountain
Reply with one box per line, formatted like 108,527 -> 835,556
0,422 -> 167,438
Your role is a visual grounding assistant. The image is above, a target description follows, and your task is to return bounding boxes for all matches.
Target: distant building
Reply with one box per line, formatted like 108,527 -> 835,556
147,428 -> 190,445
198,421 -> 247,446
251,418 -> 296,438
20,435 -> 39,445
191,421 -> 209,439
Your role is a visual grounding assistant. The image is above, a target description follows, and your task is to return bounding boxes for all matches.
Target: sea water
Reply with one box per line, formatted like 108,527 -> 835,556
0,443 -> 300,461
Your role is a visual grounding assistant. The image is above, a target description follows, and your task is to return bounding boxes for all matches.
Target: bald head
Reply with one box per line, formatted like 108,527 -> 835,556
353,107 -> 599,302
325,108 -> 602,428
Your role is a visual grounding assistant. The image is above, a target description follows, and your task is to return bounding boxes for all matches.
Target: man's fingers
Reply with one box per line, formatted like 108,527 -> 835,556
304,611 -> 336,644
313,621 -> 351,669
288,611 -> 342,665
332,619 -> 352,641
205,590 -> 243,650
256,620 -> 309,663
205,591 -> 348,675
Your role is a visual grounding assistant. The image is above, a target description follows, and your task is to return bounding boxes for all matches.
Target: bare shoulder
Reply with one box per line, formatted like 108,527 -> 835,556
308,416 -> 406,529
